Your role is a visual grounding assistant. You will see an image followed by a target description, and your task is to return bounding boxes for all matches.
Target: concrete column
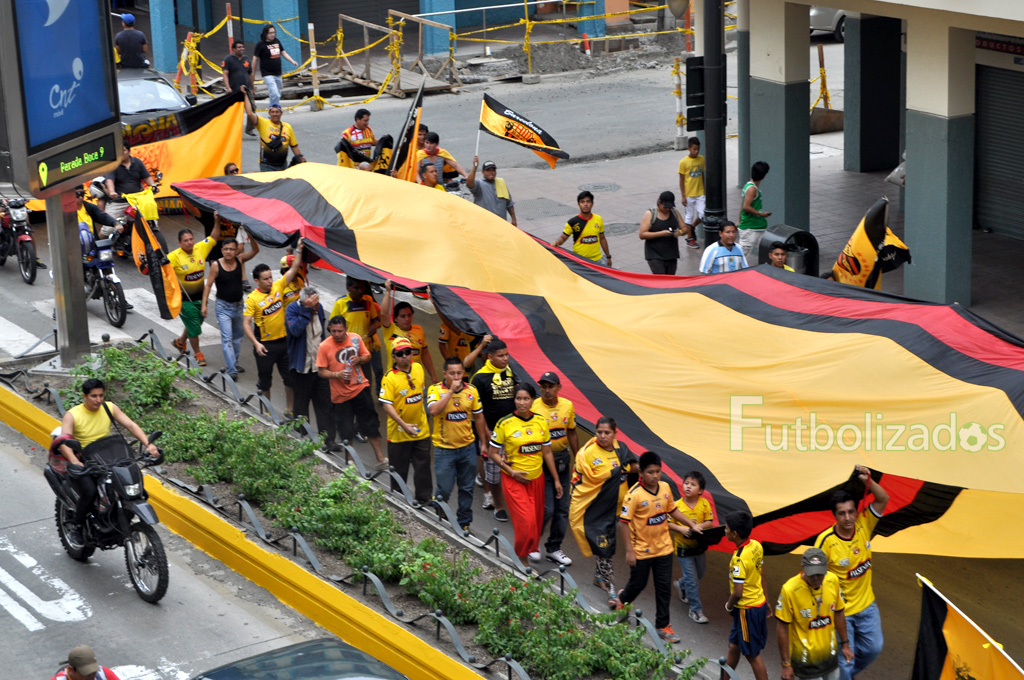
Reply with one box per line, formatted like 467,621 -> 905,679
179,0 -> 193,27
578,0 -> 607,39
151,0 -> 180,72
421,0 -> 455,56
263,0 -> 301,62
903,19 -> 974,305
843,15 -> 901,172
749,0 -> 809,229
689,0 -> 705,147
735,0 -> 749,188
242,0 -> 262,43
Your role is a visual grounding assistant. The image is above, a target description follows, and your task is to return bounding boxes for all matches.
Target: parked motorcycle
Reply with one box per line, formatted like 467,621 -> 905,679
45,429 -> 169,604
0,197 -> 40,284
80,221 -> 129,327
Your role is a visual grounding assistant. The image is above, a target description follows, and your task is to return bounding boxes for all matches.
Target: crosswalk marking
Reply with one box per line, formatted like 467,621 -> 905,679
0,320 -> 55,357
121,288 -> 219,346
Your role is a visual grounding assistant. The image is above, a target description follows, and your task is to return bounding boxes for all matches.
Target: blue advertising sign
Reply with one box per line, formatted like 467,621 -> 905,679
14,0 -> 118,152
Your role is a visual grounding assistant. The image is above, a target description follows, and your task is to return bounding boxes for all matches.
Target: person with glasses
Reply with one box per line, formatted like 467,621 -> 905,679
379,338 -> 432,504
224,162 -> 240,175
51,645 -> 121,680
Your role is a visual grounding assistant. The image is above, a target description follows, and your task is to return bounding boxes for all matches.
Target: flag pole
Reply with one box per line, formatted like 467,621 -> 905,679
475,127 -> 481,158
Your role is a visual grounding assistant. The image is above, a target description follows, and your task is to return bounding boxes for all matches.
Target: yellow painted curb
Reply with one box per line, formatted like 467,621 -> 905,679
0,387 -> 480,680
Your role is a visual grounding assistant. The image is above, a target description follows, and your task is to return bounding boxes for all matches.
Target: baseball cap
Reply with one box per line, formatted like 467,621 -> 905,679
280,254 -> 294,268
121,13 -> 135,25
658,190 -> 676,207
801,548 -> 829,576
537,371 -> 560,385
67,646 -> 100,676
269,103 -> 283,111
392,338 -> 413,353
482,161 -> 497,170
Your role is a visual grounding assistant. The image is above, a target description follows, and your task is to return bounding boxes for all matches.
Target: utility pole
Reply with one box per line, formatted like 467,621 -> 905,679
701,0 -> 726,245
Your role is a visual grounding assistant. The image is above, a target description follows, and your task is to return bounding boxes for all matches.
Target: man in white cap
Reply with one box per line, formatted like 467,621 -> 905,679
51,645 -> 121,680
775,548 -> 854,680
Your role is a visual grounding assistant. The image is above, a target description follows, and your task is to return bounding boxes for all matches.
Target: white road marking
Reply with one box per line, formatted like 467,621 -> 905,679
0,536 -> 91,629
0,319 -> 55,357
121,288 -> 219,345
25,301 -> 136,347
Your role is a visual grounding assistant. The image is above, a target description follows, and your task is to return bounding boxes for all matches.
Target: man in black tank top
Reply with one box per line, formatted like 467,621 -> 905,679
202,236 -> 261,377
639,191 -> 690,275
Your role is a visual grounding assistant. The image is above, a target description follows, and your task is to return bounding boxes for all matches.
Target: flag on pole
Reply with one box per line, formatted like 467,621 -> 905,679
478,93 -> 569,169
912,574 -> 1024,680
390,80 -> 425,183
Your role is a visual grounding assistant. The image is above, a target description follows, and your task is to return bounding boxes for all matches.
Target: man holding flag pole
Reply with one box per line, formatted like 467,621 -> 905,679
467,157 -> 517,226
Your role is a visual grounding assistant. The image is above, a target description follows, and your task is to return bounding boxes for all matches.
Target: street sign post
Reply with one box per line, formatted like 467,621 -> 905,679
0,0 -> 123,366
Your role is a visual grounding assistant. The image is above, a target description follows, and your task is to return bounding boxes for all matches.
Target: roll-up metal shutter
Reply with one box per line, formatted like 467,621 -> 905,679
975,65 -> 1024,238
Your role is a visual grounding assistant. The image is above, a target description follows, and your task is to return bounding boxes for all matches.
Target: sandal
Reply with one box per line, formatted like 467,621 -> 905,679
194,351 -> 207,367
171,337 -> 188,355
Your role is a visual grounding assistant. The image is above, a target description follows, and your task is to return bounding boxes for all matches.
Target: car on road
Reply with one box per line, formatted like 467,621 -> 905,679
810,7 -> 846,42
190,639 -> 411,680
118,69 -> 197,146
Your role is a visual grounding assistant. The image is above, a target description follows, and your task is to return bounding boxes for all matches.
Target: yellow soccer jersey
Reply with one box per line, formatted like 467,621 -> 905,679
281,274 -> 305,309
244,278 -> 289,342
382,322 -> 428,371
168,237 -> 216,299
532,397 -> 575,454
439,321 -> 475,364
729,539 -> 766,609
378,362 -> 429,443
671,496 -> 713,553
678,154 -> 706,197
427,382 -> 482,449
814,506 -> 881,616
490,412 -> 549,480
563,214 -> 605,262
332,294 -> 380,345
775,572 -> 846,678
618,481 -> 675,559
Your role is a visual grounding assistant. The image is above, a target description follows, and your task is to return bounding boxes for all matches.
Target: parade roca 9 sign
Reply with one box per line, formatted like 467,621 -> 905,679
0,0 -> 121,198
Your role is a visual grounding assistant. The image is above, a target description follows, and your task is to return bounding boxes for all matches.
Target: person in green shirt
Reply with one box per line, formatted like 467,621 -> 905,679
738,161 -> 772,262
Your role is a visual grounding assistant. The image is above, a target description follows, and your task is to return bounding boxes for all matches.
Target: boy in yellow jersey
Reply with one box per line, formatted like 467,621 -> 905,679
668,470 -> 715,624
168,219 -> 221,365
333,277 -> 382,388
677,136 -> 705,247
552,190 -> 611,266
243,244 -> 304,400
617,451 -> 703,645
769,242 -> 796,272
725,509 -> 770,680
379,338 -> 432,504
776,548 -> 853,680
534,372 -> 578,566
813,465 -> 889,680
381,280 -> 437,382
428,357 -> 489,530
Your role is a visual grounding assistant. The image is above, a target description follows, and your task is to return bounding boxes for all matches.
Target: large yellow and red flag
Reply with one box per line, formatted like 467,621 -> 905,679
478,93 -> 569,169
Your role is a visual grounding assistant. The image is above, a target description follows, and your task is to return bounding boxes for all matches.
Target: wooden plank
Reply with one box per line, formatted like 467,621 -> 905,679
337,12 -> 390,33
388,9 -> 450,31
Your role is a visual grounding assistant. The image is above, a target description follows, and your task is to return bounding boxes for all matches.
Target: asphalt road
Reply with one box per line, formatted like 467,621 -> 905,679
0,422 -> 323,680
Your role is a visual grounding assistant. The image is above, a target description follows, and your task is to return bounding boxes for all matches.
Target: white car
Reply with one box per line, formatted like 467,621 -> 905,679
810,7 -> 846,42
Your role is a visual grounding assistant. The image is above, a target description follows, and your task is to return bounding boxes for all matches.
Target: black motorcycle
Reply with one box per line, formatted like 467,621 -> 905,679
0,197 -> 39,284
45,429 -> 169,604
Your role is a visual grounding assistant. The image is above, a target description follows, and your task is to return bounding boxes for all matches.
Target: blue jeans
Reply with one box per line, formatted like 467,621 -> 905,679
840,601 -> 883,680
434,443 -> 476,526
215,298 -> 244,374
676,551 -> 706,613
264,75 -> 283,107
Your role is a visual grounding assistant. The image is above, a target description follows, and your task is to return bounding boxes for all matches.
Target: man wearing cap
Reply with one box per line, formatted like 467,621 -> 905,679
243,93 -> 304,171
533,371 -> 578,565
51,645 -> 121,680
813,465 -> 889,680
639,191 -> 691,276
775,548 -> 853,680
115,14 -> 148,69
467,156 -> 517,226
380,337 -> 432,504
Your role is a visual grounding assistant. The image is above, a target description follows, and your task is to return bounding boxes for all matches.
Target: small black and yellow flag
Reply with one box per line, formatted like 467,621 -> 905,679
479,93 -> 569,169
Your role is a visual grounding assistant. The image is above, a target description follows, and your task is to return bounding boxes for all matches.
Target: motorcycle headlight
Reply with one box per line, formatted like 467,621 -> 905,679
123,483 -> 142,497
11,209 -> 27,221
99,250 -> 113,261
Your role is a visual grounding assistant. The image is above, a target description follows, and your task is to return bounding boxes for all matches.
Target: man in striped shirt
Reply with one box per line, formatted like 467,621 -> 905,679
700,222 -> 749,274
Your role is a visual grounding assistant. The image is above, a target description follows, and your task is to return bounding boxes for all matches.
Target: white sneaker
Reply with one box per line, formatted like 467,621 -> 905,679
528,552 -> 541,562
482,492 -> 494,510
475,474 -> 484,488
546,549 -> 572,566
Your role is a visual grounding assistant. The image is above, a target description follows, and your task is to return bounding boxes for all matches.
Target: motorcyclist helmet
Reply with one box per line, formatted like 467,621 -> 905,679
89,177 -> 107,200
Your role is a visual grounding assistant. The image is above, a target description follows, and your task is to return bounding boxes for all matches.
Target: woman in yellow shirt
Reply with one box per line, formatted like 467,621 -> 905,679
489,383 -> 562,560
569,416 -> 638,608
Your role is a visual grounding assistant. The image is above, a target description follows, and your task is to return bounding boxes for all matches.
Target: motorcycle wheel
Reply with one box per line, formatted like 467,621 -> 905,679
103,279 -> 127,327
18,240 -> 36,284
55,498 -> 95,562
124,521 -> 169,603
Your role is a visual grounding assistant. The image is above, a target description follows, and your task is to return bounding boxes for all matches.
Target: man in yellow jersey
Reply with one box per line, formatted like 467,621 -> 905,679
776,548 -> 854,680
668,470 -> 715,624
243,96 -> 304,172
769,242 -> 796,272
335,108 -> 375,168
243,241 -> 305,400
428,356 -> 488,530
677,136 -> 705,248
725,509 -> 770,680
168,217 -> 221,366
57,378 -> 159,544
552,190 -> 611,266
419,162 -> 447,191
332,277 -> 382,390
379,338 -> 432,504
617,451 -> 703,645
813,465 -> 889,680
279,253 -> 306,308
534,371 -> 578,566
381,280 -> 437,382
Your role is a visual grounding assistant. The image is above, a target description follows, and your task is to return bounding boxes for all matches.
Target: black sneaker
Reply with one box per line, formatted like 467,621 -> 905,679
494,509 -> 509,522
68,525 -> 85,545
35,259 -> 48,269
245,128 -> 257,137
